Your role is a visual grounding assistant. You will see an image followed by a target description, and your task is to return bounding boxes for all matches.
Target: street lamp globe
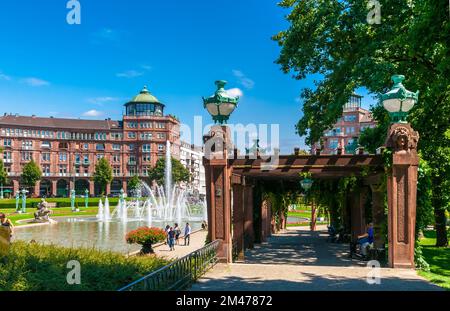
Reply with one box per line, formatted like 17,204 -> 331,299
381,75 -> 419,123
300,178 -> 313,191
203,80 -> 239,124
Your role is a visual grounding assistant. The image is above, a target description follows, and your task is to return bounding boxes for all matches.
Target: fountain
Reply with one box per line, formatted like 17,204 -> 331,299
96,140 -> 206,227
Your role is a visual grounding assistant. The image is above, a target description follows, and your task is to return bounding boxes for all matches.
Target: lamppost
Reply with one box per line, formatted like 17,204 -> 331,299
202,80 -> 240,262
202,80 -> 239,124
300,176 -> 315,231
21,189 -> 27,213
0,184 -> 3,200
381,74 -> 419,123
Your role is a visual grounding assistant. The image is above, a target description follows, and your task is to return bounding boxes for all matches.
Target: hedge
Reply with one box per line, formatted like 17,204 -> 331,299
0,241 -> 169,291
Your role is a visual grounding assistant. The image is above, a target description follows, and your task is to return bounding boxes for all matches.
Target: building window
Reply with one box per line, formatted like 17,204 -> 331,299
142,144 -> 151,153
128,144 -> 135,151
42,165 -> 50,174
3,139 -> 11,147
41,153 -> 51,162
157,133 -> 166,139
113,154 -> 120,162
21,152 -> 33,162
59,153 -> 67,162
344,115 -> 357,122
41,141 -> 51,149
22,140 -> 32,149
113,144 -> 121,151
96,144 -> 105,151
59,165 -> 67,174
3,151 -> 11,162
127,132 -> 136,139
158,144 -> 164,151
127,122 -> 138,128
59,142 -> 69,149
142,166 -> 150,176
143,154 -> 151,162
97,154 -> 104,160
113,167 -> 121,176
140,132 -> 152,140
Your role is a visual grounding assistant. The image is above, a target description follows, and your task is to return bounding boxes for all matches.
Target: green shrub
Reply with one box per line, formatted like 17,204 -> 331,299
0,241 -> 168,291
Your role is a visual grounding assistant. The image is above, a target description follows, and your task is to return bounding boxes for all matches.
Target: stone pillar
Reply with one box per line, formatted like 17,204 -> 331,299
51,180 -> 57,197
386,123 -> 419,268
370,183 -> 385,249
261,199 -> 269,242
89,181 -> 95,196
203,126 -> 233,263
243,184 -> 254,249
350,186 -> 368,241
33,182 -> 40,198
106,183 -> 111,196
232,184 -> 245,261
12,180 -> 19,194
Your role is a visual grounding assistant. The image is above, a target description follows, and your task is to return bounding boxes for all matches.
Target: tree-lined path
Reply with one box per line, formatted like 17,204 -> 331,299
191,226 -> 441,291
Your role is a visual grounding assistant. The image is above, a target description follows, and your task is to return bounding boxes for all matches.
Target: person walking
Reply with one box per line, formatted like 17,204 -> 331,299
184,223 -> 192,246
168,227 -> 176,251
0,213 -> 14,255
174,223 -> 181,245
164,225 -> 170,245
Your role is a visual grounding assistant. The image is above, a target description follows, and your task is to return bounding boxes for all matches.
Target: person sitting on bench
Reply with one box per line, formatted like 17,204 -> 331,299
357,222 -> 374,256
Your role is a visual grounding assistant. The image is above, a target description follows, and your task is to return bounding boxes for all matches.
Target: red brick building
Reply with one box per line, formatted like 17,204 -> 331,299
0,86 -> 180,197
313,94 -> 377,154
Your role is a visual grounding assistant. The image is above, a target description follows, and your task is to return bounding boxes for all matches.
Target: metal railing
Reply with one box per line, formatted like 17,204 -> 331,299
118,240 -> 220,291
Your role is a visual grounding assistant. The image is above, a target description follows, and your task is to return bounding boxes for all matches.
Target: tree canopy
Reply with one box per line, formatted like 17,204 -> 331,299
21,160 -> 42,188
93,158 -> 113,195
148,157 -> 191,186
274,0 -> 450,246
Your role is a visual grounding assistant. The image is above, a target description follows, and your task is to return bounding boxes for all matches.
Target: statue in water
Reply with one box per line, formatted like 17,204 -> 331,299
33,198 -> 53,223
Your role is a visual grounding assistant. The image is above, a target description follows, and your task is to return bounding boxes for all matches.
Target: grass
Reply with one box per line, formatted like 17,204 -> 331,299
0,197 -> 121,209
418,229 -> 450,290
2,207 -> 100,226
287,222 -> 328,227
0,241 -> 169,291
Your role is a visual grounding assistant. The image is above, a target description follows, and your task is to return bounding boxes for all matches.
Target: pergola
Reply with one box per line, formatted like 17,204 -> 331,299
203,123 -> 419,268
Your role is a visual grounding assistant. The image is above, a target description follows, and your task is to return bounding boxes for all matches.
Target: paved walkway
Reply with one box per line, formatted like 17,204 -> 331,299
153,230 -> 208,260
191,226 -> 441,291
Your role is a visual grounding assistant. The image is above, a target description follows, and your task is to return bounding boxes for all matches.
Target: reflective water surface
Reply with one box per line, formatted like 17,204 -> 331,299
14,217 -> 202,254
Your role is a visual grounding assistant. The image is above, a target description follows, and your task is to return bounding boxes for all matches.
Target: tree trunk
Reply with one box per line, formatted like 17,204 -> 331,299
431,176 -> 448,247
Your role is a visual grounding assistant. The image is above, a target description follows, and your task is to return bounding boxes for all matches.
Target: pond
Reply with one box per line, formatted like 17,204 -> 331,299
14,217 -> 203,255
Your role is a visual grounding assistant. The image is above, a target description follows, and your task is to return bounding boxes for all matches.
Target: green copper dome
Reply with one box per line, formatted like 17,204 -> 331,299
129,85 -> 162,104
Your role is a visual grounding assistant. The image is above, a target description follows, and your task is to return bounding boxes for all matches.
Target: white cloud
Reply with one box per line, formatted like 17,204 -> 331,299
0,72 -> 11,81
225,88 -> 243,98
87,97 -> 120,105
92,28 -> 121,42
82,109 -> 104,117
21,77 -> 50,87
116,70 -> 144,78
141,64 -> 152,71
232,69 -> 255,89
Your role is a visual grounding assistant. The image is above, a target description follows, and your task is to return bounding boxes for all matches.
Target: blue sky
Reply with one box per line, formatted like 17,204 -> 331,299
0,0 -> 376,153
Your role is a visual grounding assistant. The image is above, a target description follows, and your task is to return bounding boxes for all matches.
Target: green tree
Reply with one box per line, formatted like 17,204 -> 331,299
21,160 -> 42,189
0,147 -> 7,188
274,0 -> 450,246
128,175 -> 141,193
93,158 -> 113,195
148,157 -> 190,186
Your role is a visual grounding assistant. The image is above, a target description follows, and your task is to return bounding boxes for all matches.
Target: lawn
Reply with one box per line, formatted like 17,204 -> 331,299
418,229 -> 450,290
0,241 -> 168,291
2,207 -> 100,226
0,197 -> 121,209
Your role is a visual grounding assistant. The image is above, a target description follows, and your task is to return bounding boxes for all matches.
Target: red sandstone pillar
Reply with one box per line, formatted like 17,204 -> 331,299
232,183 -> 245,261
370,183 -> 385,249
33,181 -> 40,198
203,126 -> 233,263
243,184 -> 254,249
386,123 -> 419,268
89,181 -> 95,196
51,180 -> 57,197
350,187 -> 368,241
261,199 -> 269,242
